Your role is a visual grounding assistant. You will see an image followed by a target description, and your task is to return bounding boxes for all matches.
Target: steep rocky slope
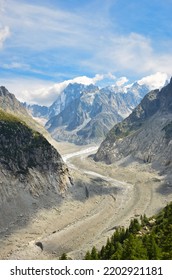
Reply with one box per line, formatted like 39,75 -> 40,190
0,109 -> 71,230
0,86 -> 56,145
94,79 -> 172,175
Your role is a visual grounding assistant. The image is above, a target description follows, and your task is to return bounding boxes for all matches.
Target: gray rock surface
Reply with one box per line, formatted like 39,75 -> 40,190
0,89 -> 72,230
94,79 -> 172,174
44,82 -> 150,144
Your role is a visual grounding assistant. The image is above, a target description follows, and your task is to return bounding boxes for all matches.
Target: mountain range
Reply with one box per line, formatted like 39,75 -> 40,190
25,79 -> 159,144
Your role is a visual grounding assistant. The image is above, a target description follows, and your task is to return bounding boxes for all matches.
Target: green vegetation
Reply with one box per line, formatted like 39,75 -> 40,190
0,108 -> 47,142
0,108 -> 19,121
83,202 -> 172,260
59,253 -> 68,260
0,108 -> 26,125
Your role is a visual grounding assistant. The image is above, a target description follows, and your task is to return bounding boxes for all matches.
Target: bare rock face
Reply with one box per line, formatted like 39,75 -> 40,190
43,82 -> 149,145
94,79 -> 172,172
0,86 -> 29,117
0,109 -> 71,229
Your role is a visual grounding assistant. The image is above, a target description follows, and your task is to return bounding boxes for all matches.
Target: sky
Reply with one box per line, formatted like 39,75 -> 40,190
0,0 -> 172,105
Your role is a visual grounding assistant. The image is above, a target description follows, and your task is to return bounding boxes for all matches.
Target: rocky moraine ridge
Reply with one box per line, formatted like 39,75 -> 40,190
0,87 -> 72,230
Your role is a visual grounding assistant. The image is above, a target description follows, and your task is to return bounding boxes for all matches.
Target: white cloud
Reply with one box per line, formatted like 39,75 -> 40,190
138,72 -> 169,90
2,62 -> 29,69
81,32 -> 172,77
1,74 -> 104,106
70,74 -> 104,85
1,0 -> 103,51
116,77 -> 129,87
0,26 -> 10,48
1,0 -> 172,89
106,72 -> 117,80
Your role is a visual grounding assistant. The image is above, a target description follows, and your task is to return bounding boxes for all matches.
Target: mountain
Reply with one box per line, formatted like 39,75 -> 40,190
0,87 -> 72,230
45,85 -> 123,144
44,82 -> 150,144
94,78 -> 172,175
23,103 -> 49,118
24,83 -> 87,121
24,74 -> 167,145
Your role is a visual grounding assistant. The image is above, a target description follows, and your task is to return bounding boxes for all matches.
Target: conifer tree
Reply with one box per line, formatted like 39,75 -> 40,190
122,234 -> 147,260
91,246 -> 99,260
111,242 -> 123,260
59,253 -> 68,260
143,234 -> 161,259
85,250 -> 92,260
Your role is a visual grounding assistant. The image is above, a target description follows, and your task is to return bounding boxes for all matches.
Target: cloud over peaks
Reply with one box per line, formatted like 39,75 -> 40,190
116,77 -> 129,87
11,74 -> 104,106
138,72 -> 169,90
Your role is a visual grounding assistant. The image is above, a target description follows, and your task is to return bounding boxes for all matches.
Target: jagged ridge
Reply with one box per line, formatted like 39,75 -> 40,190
94,79 -> 172,172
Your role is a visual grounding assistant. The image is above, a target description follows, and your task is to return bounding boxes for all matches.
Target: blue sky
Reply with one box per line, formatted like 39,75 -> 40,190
0,0 -> 172,105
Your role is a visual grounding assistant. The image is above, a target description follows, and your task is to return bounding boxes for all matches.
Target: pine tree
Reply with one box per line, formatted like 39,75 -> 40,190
59,253 -> 68,260
91,246 -> 99,260
122,234 -> 147,260
99,245 -> 105,259
85,250 -> 92,260
161,224 -> 172,259
129,219 -> 141,234
141,214 -> 149,226
111,242 -> 123,260
143,234 -> 161,259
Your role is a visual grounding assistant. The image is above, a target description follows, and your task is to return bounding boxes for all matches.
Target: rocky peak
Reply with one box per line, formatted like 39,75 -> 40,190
0,86 -> 29,116
0,86 -> 9,95
158,77 -> 172,112
94,79 -> 172,169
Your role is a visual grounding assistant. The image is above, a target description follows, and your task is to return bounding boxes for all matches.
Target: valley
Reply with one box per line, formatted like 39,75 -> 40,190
0,0 -> 171,261
0,141 -> 171,260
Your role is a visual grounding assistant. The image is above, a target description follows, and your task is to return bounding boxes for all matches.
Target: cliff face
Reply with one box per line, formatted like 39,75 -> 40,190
0,109 -> 71,229
94,79 -> 172,173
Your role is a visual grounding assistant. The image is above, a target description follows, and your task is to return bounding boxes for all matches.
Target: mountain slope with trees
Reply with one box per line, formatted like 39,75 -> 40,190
84,202 -> 172,260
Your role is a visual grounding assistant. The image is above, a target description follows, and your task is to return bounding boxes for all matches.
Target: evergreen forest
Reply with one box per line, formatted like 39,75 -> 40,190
84,202 -> 172,260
